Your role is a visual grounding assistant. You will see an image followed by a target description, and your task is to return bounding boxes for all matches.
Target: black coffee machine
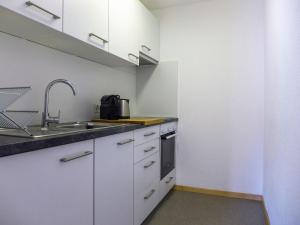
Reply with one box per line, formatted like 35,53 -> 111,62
100,95 -> 130,120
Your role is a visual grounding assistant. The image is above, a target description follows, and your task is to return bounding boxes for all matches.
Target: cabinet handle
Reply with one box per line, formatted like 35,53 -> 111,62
128,53 -> 139,61
144,146 -> 156,153
165,134 -> 176,140
166,177 -> 174,184
144,189 -> 156,200
144,132 -> 156,137
117,139 -> 134,146
25,1 -> 61,19
144,161 -> 156,169
142,45 -> 151,52
88,33 -> 108,44
60,151 -> 93,163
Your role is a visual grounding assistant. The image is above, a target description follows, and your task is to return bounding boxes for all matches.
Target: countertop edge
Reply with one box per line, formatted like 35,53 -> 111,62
0,118 -> 178,158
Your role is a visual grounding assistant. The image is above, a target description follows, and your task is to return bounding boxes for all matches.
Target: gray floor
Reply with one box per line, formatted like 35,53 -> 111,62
143,190 -> 266,225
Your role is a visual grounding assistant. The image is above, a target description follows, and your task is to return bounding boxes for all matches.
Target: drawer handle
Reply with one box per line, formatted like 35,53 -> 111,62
144,161 -> 156,169
144,146 -> 156,153
144,189 -> 156,200
142,45 -> 151,52
128,53 -> 139,61
89,33 -> 108,44
25,1 -> 61,19
166,177 -> 174,184
117,139 -> 134,146
144,132 -> 156,137
60,151 -> 93,163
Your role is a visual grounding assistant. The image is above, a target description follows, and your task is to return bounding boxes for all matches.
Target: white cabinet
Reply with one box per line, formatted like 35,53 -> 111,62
134,125 -> 160,146
134,152 -> 160,225
109,0 -> 140,65
63,0 -> 109,51
138,2 -> 160,61
159,169 -> 176,202
134,138 -> 159,163
0,0 -> 62,31
95,132 -> 134,225
0,140 -> 94,225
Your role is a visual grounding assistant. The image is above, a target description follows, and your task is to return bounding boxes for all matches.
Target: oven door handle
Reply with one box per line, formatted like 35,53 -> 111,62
163,133 -> 176,140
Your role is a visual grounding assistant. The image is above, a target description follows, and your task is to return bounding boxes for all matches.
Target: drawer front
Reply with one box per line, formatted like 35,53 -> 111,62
134,152 -> 160,196
134,138 -> 159,164
159,169 -> 176,202
160,122 -> 177,135
134,125 -> 160,146
134,182 -> 159,225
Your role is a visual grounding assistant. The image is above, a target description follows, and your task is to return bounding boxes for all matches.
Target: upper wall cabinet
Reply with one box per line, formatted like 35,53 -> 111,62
109,0 -> 141,66
0,0 -> 62,31
63,0 -> 109,52
138,2 -> 160,61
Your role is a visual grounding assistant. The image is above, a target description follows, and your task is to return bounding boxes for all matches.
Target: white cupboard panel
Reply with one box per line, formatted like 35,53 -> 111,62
0,140 -> 94,225
63,0 -> 109,51
95,132 -> 134,225
109,0 -> 140,65
0,0 -> 62,31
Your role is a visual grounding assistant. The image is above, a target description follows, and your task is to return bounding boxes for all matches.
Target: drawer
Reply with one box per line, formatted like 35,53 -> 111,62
160,122 -> 177,135
134,138 -> 159,164
159,169 -> 176,202
134,125 -> 160,146
134,152 -> 160,196
134,182 -> 159,225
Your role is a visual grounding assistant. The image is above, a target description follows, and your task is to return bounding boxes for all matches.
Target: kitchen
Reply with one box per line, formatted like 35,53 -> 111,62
0,1 -> 299,225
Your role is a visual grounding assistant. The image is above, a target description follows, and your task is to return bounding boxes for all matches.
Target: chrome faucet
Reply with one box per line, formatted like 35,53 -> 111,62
42,79 -> 76,128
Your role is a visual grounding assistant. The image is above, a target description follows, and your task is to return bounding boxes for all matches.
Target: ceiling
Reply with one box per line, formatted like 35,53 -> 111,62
140,0 -> 204,10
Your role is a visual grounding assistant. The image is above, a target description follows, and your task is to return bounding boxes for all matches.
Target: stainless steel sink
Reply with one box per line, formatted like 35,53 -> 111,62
0,122 -> 125,138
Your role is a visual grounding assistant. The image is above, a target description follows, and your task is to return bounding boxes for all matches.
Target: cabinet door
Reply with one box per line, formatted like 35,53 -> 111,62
95,132 -> 134,225
0,140 -> 93,225
138,2 -> 160,61
0,0 -> 62,31
109,0 -> 140,65
63,0 -> 109,51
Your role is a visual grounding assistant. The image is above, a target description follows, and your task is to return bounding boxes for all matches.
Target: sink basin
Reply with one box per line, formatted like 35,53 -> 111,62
0,122 -> 125,138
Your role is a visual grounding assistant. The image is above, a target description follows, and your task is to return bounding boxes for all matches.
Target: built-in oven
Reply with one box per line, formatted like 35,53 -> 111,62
160,131 -> 176,180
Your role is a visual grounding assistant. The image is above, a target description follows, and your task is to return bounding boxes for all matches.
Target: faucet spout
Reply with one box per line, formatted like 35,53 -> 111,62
42,79 -> 77,128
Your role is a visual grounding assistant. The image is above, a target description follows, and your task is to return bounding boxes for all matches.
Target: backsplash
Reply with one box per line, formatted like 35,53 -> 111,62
0,32 -> 137,124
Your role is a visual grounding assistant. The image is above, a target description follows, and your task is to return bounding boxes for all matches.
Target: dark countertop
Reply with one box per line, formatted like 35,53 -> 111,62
0,117 -> 178,158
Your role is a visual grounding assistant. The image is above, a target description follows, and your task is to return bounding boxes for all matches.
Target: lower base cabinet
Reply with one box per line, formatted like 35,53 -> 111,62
0,140 -> 94,225
134,151 -> 160,225
159,169 -> 176,202
94,132 -> 134,225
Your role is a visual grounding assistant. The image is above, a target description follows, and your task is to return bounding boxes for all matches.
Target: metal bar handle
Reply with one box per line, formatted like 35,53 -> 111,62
128,53 -> 139,60
25,1 -> 61,19
144,189 -> 156,200
60,151 -> 93,163
165,134 -> 176,140
117,139 -> 134,146
144,146 -> 156,153
89,33 -> 108,43
166,177 -> 174,184
144,161 -> 156,169
144,132 -> 156,137
142,45 -> 151,51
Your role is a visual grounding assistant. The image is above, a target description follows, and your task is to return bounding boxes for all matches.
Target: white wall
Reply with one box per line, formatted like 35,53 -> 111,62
0,32 -> 136,124
264,0 -> 300,224
155,0 -> 265,194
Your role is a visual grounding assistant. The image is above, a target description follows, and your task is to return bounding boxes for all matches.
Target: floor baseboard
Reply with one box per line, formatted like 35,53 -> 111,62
174,185 -> 263,201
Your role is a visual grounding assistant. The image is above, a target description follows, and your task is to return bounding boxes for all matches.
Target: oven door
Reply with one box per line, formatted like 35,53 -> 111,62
161,131 -> 176,180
